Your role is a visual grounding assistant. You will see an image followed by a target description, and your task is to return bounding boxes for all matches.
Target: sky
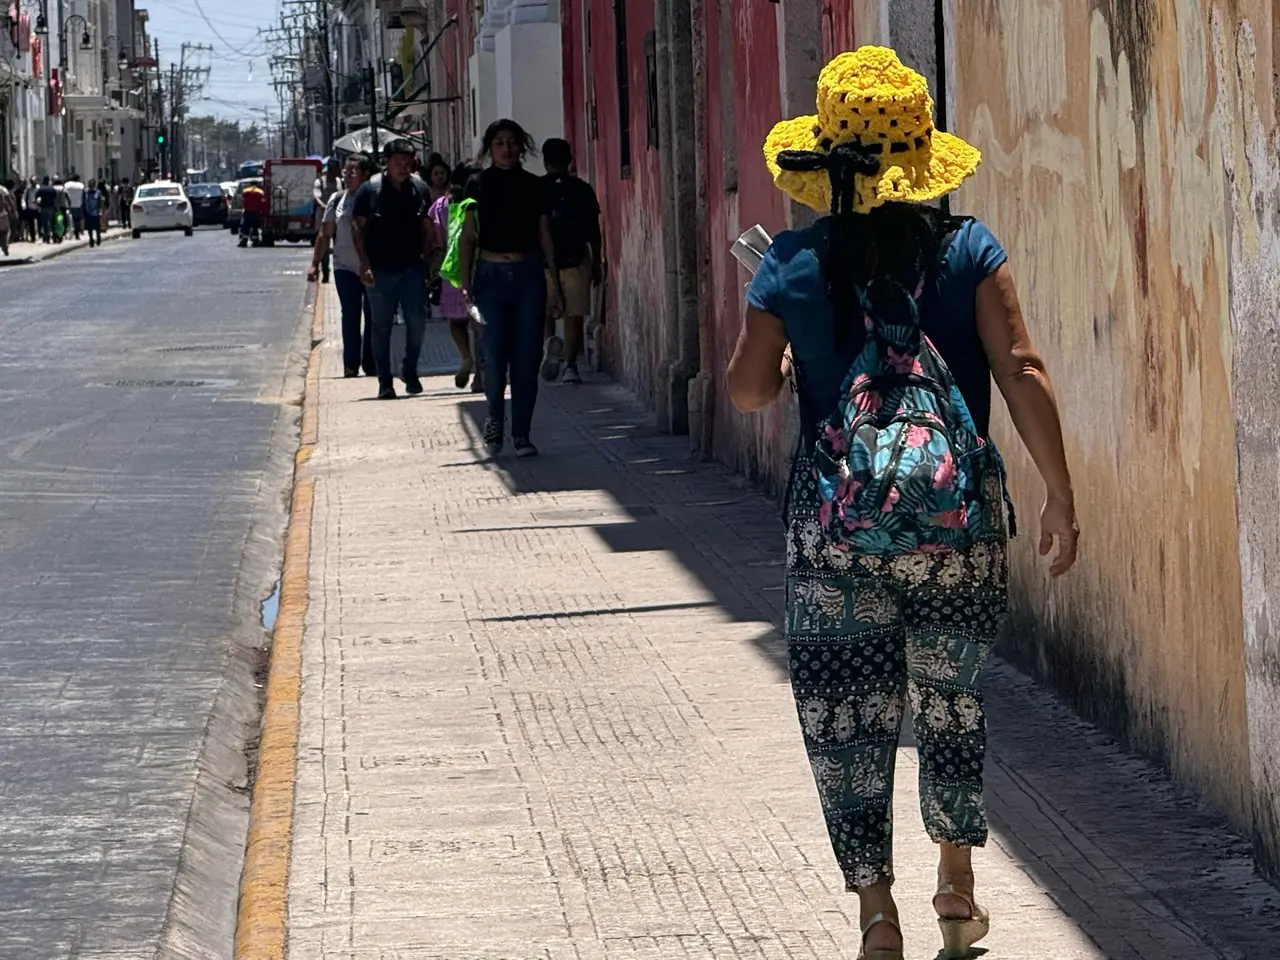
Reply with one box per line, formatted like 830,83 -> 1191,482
139,0 -> 283,125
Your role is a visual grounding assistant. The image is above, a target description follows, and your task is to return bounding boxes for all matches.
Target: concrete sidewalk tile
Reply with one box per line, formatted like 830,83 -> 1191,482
288,282 -> 1279,959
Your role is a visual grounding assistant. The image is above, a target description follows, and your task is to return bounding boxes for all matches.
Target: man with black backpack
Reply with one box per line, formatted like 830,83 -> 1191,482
539,139 -> 602,384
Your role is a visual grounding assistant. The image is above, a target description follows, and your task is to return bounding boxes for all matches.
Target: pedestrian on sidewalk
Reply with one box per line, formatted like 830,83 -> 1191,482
309,154 -> 376,378
423,153 -> 451,204
458,119 -> 564,457
313,158 -> 342,283
0,180 -> 16,257
539,138 -> 602,385
351,138 -> 432,400
22,177 -> 39,242
120,179 -> 134,229
727,47 -> 1079,960
429,162 -> 484,392
36,177 -> 58,243
82,179 -> 105,247
64,172 -> 85,239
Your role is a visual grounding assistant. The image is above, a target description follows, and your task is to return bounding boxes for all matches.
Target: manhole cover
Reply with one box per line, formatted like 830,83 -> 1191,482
155,344 -> 251,353
108,378 -> 236,388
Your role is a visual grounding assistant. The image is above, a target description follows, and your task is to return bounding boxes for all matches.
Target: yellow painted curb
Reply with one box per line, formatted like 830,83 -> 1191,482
235,290 -> 323,960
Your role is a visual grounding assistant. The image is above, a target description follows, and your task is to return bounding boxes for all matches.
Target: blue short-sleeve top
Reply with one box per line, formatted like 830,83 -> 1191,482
746,216 -> 1007,443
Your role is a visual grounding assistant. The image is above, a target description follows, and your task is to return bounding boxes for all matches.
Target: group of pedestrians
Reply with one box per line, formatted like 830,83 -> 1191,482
0,173 -> 132,251
306,120 -> 603,458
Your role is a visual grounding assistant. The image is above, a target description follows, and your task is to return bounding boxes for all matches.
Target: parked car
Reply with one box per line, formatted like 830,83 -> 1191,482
187,183 -> 228,226
226,178 -> 262,233
130,182 -> 194,238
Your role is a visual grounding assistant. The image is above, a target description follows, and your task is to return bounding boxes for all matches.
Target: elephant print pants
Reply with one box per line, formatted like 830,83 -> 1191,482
784,518 -> 1009,890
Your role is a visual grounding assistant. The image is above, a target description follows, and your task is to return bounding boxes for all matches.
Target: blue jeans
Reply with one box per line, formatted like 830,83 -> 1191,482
334,268 -> 375,373
473,258 -> 547,438
367,262 -> 427,387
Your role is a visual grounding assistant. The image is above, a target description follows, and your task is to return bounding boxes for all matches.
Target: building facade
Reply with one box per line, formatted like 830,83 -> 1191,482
394,0 -> 1280,883
2,0 -> 147,183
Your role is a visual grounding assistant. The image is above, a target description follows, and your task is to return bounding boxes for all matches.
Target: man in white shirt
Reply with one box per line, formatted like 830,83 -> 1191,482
63,172 -> 85,239
312,158 -> 341,283
308,155 -> 376,376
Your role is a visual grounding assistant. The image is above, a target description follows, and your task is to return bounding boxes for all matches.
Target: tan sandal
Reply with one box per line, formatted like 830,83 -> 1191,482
858,912 -> 903,960
934,880 -> 990,958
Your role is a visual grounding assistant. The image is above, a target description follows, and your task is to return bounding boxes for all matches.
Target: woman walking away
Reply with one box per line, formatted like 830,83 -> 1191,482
430,162 -> 483,391
308,154 -> 377,377
458,119 -> 564,458
727,47 -> 1078,960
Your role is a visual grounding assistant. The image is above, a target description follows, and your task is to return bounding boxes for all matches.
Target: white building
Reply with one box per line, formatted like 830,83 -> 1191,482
1,8 -> 45,180
375,0 -> 565,173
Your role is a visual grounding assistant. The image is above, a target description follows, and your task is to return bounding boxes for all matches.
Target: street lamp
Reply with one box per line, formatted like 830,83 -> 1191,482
63,14 -> 91,51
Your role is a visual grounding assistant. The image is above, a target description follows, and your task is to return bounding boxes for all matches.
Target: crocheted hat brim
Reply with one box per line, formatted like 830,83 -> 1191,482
763,118 -> 981,215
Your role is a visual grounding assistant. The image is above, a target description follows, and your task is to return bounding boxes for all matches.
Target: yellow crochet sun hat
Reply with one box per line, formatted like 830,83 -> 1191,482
763,46 -> 981,215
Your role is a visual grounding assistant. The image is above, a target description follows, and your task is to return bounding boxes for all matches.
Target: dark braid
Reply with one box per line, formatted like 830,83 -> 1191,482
777,145 -> 943,351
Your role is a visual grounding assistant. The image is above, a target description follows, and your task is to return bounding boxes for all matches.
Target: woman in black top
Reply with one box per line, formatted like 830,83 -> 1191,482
458,119 -> 564,458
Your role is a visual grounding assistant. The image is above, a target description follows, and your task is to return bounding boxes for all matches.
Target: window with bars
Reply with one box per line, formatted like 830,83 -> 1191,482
643,30 -> 658,149
613,0 -> 631,178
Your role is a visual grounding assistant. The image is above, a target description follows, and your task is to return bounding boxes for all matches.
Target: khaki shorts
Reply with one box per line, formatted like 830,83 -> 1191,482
548,259 -> 592,317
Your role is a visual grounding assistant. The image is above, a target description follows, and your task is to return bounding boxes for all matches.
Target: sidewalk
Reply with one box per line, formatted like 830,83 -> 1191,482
283,282 -> 1280,959
0,225 -> 130,266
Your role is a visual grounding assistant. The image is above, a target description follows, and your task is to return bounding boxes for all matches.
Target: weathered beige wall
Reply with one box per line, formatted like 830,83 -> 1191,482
951,0 -> 1278,834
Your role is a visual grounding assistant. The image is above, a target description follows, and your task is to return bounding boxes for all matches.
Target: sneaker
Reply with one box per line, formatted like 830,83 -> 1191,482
377,383 -> 397,400
483,417 -> 504,455
540,335 -> 564,382
513,437 -> 539,458
403,375 -> 424,396
455,357 -> 474,390
562,364 -> 582,385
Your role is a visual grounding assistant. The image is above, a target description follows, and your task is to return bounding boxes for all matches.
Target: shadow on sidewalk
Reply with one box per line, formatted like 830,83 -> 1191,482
444,373 -> 1280,959
454,383 -> 792,683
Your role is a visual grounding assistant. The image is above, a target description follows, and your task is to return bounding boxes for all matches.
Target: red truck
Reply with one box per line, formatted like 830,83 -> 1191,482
260,158 -> 323,247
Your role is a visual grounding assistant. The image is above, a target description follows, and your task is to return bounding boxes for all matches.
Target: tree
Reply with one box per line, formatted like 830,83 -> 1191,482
185,116 -> 269,177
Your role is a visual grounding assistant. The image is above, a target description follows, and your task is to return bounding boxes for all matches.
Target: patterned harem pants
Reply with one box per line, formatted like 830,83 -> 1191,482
784,496 -> 1009,889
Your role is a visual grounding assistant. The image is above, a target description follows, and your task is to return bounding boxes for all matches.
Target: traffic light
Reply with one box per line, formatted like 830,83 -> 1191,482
156,132 -> 165,145
387,61 -> 404,99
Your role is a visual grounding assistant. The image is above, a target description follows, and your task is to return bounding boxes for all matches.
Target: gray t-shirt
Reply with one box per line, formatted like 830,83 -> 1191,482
323,190 -> 360,274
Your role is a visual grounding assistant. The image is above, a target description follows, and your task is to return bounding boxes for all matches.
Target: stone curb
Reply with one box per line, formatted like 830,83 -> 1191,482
232,290 -> 322,960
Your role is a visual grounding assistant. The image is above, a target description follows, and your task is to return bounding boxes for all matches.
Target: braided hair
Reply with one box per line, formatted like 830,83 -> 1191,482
776,143 -> 943,352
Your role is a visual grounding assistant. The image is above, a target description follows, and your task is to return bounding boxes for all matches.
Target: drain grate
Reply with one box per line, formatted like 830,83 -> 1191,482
155,344 -> 250,353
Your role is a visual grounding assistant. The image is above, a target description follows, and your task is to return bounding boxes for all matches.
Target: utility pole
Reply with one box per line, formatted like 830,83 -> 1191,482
367,63 -> 379,163
319,0 -> 334,153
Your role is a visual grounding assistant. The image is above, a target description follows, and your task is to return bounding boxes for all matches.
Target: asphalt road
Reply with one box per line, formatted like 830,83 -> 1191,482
0,228 -> 311,959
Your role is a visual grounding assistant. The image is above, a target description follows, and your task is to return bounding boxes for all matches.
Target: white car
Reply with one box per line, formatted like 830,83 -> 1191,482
130,182 -> 194,238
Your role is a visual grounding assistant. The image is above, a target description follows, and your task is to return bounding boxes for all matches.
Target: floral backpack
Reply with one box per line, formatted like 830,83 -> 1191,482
810,220 -> 1014,555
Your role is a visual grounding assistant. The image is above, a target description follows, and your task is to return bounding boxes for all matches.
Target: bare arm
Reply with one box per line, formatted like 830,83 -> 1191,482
540,214 -> 563,307
976,262 -> 1078,575
726,307 -> 790,412
308,219 -> 335,280
352,215 -> 373,284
